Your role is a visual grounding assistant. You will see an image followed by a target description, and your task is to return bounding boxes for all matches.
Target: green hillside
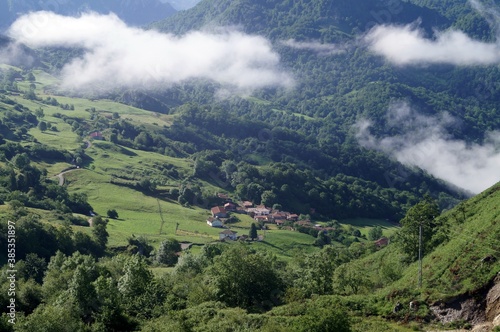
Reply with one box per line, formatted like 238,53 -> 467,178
152,0 -> 449,38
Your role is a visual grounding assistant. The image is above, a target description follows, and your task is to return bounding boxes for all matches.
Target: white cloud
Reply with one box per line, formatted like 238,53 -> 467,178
356,101 -> 500,194
469,0 -> 500,37
7,11 -> 294,93
365,24 -> 500,65
0,41 -> 34,67
282,39 -> 346,55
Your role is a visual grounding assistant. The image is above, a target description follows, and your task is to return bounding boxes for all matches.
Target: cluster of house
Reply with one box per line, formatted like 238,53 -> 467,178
207,197 -> 309,241
207,200 -> 301,228
208,194 -> 389,246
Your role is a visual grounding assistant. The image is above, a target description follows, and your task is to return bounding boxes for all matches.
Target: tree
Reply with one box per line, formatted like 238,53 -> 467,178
314,230 -> 330,247
209,245 -> 283,309
107,209 -> 119,219
260,190 -> 277,207
93,275 -> 135,330
295,306 -> 351,332
368,226 -> 383,241
249,223 -> 258,240
16,303 -> 86,332
38,121 -> 47,132
138,178 -> 156,192
26,72 -> 36,82
332,262 -> 372,296
66,263 -> 98,320
12,153 -> 30,170
292,246 -> 341,297
118,255 -> 153,310
156,239 -> 181,266
396,197 -> 440,261
127,235 -> 154,257
134,131 -> 152,147
92,216 -> 109,253
16,253 -> 47,284
24,89 -> 37,100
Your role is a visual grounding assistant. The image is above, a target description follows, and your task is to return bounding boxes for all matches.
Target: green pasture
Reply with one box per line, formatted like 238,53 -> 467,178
11,68 -> 173,128
249,229 -> 318,259
341,217 -> 400,237
90,140 -> 191,172
29,121 -> 82,152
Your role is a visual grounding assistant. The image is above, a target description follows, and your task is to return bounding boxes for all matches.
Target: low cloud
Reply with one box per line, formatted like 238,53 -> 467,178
356,101 -> 500,193
0,40 -> 34,67
365,24 -> 500,65
7,11 -> 294,93
470,0 -> 500,36
282,39 -> 346,55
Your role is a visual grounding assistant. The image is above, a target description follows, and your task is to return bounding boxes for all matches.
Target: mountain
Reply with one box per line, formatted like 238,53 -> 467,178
150,0 -> 500,194
166,0 -> 202,11
0,0 -> 177,30
152,0 -> 450,38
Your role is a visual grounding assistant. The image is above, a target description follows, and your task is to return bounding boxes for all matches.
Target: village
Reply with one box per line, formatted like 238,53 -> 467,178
205,193 -> 391,246
206,193 -> 314,241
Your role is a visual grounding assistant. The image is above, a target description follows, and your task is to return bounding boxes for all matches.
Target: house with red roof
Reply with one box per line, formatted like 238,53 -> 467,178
89,131 -> 103,140
211,206 -> 228,218
375,237 -> 389,247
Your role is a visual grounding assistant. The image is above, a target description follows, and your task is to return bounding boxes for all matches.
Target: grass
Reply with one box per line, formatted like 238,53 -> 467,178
248,229 -> 319,260
342,183 -> 500,313
90,140 -> 191,172
341,218 -> 400,237
351,316 -> 418,332
246,96 -> 315,120
64,170 -> 214,247
271,108 -> 315,121
29,122 -> 82,151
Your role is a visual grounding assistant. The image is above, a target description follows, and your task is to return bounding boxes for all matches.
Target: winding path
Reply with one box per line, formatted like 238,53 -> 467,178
54,140 -> 91,186
55,167 -> 84,186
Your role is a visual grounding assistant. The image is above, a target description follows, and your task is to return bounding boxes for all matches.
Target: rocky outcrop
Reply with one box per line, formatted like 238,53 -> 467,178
430,272 -> 500,332
486,273 -> 500,322
430,295 -> 486,326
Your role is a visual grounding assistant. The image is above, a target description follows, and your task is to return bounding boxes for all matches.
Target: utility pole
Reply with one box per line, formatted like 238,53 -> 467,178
418,220 -> 423,288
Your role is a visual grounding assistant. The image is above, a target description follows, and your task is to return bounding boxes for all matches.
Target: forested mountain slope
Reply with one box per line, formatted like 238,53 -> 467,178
152,0 -> 449,38
150,0 -> 500,194
0,0 -> 176,29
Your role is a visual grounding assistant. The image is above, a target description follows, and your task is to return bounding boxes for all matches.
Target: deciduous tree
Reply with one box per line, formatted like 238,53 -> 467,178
396,197 -> 440,261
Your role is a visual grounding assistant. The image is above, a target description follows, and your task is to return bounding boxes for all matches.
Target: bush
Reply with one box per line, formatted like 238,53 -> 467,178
294,307 -> 351,332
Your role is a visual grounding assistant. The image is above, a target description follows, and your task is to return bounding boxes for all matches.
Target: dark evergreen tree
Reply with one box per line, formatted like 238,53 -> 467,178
249,223 -> 258,240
